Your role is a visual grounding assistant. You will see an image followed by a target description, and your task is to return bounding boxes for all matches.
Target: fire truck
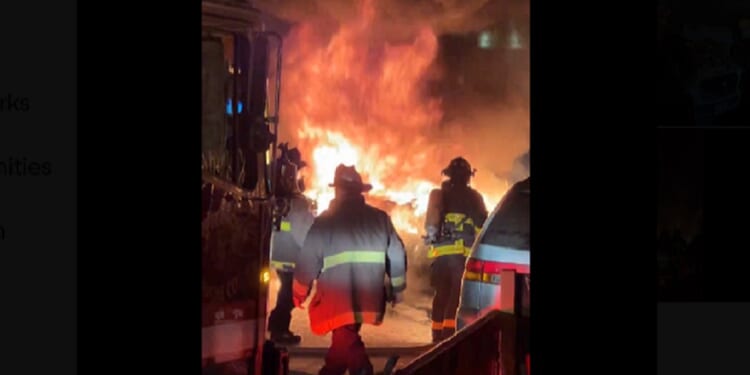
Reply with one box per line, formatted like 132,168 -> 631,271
201,1 -> 288,374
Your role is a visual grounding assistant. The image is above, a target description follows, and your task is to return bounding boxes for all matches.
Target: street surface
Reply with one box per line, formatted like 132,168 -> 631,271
288,354 -> 421,375
267,271 -> 435,374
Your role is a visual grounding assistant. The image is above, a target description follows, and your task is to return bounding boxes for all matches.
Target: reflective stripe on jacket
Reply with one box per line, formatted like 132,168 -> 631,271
270,194 -> 315,271
428,184 -> 487,259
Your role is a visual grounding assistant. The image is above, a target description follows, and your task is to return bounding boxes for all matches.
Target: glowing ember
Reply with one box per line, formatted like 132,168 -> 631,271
280,0 -> 508,235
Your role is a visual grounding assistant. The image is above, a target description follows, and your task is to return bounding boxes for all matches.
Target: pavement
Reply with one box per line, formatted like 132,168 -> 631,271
267,270 -> 435,374
288,354 -> 421,375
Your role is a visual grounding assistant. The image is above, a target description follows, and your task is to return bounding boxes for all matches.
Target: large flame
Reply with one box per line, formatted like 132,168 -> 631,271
280,0 -> 506,234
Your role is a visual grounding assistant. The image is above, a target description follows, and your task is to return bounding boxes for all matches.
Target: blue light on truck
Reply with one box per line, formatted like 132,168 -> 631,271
226,99 -> 244,115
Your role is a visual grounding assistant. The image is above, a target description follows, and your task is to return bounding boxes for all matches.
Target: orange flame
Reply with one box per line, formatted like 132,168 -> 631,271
281,0 -> 506,234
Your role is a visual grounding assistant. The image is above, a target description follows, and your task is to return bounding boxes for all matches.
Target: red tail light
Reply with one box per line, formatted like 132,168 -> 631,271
482,260 -> 505,275
464,258 -> 501,284
464,258 -> 530,284
466,258 -> 483,273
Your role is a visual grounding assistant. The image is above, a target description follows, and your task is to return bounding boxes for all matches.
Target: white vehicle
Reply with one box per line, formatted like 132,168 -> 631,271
456,176 -> 530,329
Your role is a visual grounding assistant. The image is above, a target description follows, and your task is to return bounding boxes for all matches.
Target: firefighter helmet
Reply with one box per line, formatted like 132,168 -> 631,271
278,143 -> 307,169
276,157 -> 301,195
328,164 -> 373,192
442,157 -> 475,181
286,147 -> 307,169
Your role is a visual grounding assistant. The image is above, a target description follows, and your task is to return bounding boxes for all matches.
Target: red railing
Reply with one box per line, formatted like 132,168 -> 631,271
393,270 -> 528,375
392,310 -> 521,375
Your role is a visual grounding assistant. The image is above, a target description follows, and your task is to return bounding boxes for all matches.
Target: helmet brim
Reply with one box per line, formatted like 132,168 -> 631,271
328,182 -> 373,192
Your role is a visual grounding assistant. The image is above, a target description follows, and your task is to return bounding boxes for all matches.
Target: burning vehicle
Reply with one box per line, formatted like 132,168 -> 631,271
273,0 -> 526,228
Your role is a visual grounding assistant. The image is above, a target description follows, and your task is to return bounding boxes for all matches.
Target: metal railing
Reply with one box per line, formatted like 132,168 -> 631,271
392,270 -> 528,375
392,310 -> 520,375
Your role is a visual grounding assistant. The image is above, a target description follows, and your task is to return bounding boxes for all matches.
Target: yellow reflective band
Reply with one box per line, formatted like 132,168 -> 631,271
322,251 -> 385,272
391,276 -> 405,288
428,245 -> 464,258
444,213 -> 466,231
271,261 -> 295,270
427,239 -> 466,258
280,221 -> 291,232
443,212 -> 475,232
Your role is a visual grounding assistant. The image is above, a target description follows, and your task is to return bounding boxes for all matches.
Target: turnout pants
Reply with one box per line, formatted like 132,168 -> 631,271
319,324 -> 373,375
268,271 -> 294,334
430,254 -> 466,343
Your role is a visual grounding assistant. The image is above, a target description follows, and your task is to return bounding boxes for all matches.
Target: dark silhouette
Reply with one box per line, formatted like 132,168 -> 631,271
658,230 -> 706,301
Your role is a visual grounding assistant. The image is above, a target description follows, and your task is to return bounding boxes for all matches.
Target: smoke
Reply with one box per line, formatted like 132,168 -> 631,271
509,150 -> 530,184
436,104 -> 529,195
253,0 -> 523,40
253,0 -> 529,51
265,0 -> 530,182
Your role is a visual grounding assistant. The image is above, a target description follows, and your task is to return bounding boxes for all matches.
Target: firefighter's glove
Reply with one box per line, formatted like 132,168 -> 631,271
424,226 -> 438,245
426,226 -> 438,238
390,292 -> 404,308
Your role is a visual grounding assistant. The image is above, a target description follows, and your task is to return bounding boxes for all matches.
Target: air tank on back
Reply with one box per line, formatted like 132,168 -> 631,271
424,188 -> 444,233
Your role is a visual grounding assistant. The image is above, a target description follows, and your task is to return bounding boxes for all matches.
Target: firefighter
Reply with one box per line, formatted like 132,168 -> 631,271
424,157 -> 488,343
293,164 -> 407,375
268,146 -> 315,345
284,145 -> 308,192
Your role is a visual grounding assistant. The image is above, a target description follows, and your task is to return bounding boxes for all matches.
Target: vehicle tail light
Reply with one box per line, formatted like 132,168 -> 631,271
464,258 -> 484,282
464,258 -> 530,284
480,260 -> 504,284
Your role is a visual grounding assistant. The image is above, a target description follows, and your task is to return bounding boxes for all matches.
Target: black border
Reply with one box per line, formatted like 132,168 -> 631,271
531,0 -> 653,374
702,130 -> 750,301
658,127 -> 750,303
78,0 -> 201,372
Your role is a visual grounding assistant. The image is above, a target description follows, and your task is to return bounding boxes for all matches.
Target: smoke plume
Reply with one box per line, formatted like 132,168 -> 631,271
262,0 -> 529,185
253,0 -> 525,39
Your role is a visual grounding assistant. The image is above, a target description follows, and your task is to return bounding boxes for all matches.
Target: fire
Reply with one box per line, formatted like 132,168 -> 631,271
298,124 -> 504,235
299,123 -> 437,234
280,0 -> 508,235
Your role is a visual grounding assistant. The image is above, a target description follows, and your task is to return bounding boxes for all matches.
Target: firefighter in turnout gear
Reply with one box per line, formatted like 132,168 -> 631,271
424,157 -> 488,343
293,164 -> 407,375
268,145 -> 315,345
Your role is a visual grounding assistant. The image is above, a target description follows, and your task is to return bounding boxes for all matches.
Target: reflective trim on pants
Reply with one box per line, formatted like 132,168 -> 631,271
428,240 -> 469,258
